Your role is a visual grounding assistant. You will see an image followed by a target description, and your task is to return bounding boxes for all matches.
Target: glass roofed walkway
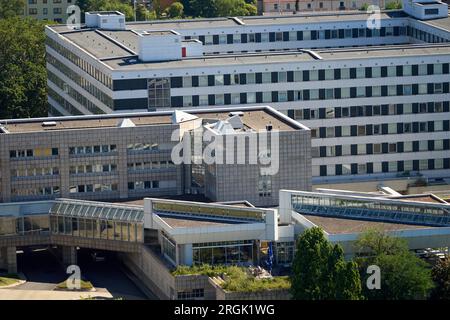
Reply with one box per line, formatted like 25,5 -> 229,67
0,198 -> 144,252
290,191 -> 450,227
50,199 -> 144,243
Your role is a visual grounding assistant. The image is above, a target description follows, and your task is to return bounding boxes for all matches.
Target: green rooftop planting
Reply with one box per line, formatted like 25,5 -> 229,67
172,264 -> 291,292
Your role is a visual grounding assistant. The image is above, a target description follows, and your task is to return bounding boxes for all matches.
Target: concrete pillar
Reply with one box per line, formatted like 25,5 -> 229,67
182,244 -> 193,266
62,246 -> 77,266
0,247 -> 6,270
6,246 -> 17,274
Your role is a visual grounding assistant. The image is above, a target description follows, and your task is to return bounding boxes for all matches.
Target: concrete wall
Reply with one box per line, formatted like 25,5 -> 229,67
120,246 -> 176,300
209,129 -> 312,207
0,124 -> 182,203
210,278 -> 291,300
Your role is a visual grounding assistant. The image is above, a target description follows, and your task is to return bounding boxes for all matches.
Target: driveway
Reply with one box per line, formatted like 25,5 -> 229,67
3,247 -> 153,300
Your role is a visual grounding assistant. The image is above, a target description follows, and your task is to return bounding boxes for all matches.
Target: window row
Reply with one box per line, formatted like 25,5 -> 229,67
47,65 -> 108,114
292,101 -> 449,120
310,120 -> 450,139
69,164 -> 117,175
408,26 -> 449,44
127,143 -> 159,152
189,26 -> 407,46
128,180 -> 177,190
11,167 -> 59,178
69,144 -> 117,155
50,216 -> 143,242
47,64 -> 112,110
317,158 -> 450,176
11,186 -> 60,197
69,183 -> 118,193
172,64 -> 449,88
10,148 -> 58,159
312,139 -> 450,158
127,161 -> 175,171
45,37 -> 113,89
174,82 -> 449,107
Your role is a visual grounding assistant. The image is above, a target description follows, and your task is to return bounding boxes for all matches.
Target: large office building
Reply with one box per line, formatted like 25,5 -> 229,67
0,106 -> 311,206
258,0 -> 386,14
23,0 -> 73,23
45,4 -> 450,190
1,188 -> 449,299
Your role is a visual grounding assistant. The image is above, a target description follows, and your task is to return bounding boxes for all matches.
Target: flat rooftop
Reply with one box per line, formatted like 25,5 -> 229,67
49,10 -> 407,34
99,43 -> 450,71
422,14 -> 450,30
0,106 -> 302,134
158,215 -> 245,228
302,214 -> 438,234
45,9 -> 450,71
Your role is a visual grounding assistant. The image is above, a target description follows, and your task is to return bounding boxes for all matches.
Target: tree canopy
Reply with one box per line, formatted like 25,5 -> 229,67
0,17 -> 48,119
165,2 -> 184,19
355,229 -> 434,300
0,0 -> 25,19
431,257 -> 450,300
291,227 -> 362,300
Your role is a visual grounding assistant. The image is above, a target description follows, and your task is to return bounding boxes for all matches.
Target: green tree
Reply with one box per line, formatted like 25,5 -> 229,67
76,0 -> 134,20
0,0 -> 25,19
385,1 -> 402,9
136,4 -> 157,21
0,17 -> 48,119
291,227 -> 362,300
215,0 -> 256,16
355,229 -> 434,300
165,2 -> 184,18
190,0 -> 218,17
431,257 -> 450,300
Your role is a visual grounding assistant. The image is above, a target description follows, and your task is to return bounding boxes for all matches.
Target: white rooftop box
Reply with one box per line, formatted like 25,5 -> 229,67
138,30 -> 182,62
85,11 -> 126,30
403,0 -> 448,20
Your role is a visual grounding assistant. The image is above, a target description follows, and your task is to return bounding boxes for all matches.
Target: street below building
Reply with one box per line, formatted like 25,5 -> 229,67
0,247 -> 152,300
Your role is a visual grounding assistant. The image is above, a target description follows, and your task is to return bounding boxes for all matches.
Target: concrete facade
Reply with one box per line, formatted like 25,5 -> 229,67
44,9 -> 450,192
0,106 -> 310,207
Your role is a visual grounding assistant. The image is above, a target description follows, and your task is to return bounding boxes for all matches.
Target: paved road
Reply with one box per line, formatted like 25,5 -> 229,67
77,249 -> 150,300
15,248 -> 66,291
8,247 -> 151,300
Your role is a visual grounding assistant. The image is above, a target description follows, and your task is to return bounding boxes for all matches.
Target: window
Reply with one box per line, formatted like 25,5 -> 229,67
182,76 -> 192,87
372,67 -> 381,78
246,73 -> 255,84
261,72 -> 271,83
198,75 -> 208,87
247,92 -> 256,104
403,65 -> 412,76
199,95 -> 208,106
183,96 -> 193,107
148,78 -> 170,108
215,94 -> 224,105
258,175 -> 272,197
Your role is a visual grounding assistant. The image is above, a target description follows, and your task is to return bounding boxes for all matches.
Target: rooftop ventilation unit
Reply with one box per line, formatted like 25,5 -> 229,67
402,0 -> 448,20
42,121 -> 57,127
85,11 -> 126,30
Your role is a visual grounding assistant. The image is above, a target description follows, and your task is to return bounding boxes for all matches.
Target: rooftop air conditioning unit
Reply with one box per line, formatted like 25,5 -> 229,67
42,121 -> 57,127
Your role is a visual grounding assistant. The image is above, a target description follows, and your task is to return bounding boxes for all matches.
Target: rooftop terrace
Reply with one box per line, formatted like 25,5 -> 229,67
0,106 -> 303,134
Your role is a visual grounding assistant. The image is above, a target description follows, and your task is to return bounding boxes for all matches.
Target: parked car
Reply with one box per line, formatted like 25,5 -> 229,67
91,252 -> 106,262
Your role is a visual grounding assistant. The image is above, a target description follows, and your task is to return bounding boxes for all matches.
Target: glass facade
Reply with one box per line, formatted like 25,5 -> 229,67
0,215 -> 49,236
291,193 -> 450,226
192,240 -> 254,266
48,200 -> 144,242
